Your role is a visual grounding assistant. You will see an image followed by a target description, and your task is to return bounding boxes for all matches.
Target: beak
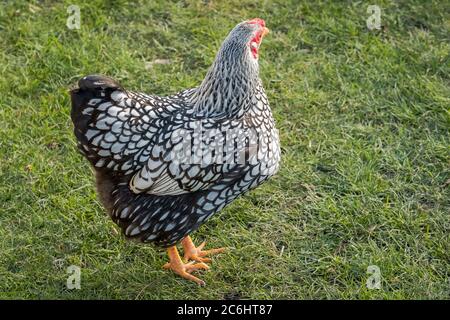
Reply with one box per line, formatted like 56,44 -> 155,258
262,27 -> 270,37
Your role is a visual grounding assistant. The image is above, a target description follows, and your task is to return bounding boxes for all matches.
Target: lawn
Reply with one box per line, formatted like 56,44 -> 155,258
0,0 -> 449,299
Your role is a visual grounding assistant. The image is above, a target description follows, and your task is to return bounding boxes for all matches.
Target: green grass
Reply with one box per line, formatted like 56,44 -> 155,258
0,0 -> 449,299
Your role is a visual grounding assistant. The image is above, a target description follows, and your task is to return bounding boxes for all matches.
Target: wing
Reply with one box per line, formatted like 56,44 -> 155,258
71,75 -> 257,195
129,117 -> 258,196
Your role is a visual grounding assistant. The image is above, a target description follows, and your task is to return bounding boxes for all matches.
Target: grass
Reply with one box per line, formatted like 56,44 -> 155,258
0,0 -> 449,299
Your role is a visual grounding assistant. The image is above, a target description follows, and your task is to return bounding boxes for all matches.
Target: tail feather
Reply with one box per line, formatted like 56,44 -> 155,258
70,74 -> 126,165
77,74 -> 122,91
70,74 -> 122,121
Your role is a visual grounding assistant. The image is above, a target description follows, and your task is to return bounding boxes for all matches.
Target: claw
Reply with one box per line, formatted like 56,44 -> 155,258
164,246 -> 208,286
181,236 -> 226,263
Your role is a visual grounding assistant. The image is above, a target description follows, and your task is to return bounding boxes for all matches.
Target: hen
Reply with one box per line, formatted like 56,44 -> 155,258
70,18 -> 280,285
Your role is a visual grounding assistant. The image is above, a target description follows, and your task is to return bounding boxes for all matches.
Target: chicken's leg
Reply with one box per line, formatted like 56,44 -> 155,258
163,246 -> 209,285
181,236 -> 225,263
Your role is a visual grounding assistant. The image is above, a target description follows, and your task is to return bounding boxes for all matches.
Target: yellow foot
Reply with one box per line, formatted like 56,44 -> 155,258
181,236 -> 226,263
163,246 -> 209,286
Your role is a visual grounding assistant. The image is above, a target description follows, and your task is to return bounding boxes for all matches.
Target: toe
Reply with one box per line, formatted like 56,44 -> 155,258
195,256 -> 212,263
197,241 -> 206,251
185,262 -> 209,273
198,247 -> 226,257
182,272 -> 205,286
184,253 -> 212,263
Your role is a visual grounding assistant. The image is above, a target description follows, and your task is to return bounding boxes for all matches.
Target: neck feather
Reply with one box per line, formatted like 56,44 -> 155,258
190,43 -> 260,118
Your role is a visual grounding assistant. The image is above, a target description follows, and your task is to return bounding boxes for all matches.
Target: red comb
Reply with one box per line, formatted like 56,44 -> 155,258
247,18 -> 266,28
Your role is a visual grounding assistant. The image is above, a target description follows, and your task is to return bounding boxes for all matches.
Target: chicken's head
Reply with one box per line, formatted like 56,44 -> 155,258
221,18 -> 270,60
246,18 -> 270,59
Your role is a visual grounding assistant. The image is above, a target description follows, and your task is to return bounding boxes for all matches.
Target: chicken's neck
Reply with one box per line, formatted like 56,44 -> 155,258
190,50 -> 260,119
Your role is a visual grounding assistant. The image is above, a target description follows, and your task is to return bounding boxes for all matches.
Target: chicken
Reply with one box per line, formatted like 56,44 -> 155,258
70,18 -> 280,285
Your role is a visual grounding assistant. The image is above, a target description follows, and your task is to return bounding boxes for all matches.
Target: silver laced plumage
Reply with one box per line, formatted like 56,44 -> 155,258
70,20 -> 280,247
